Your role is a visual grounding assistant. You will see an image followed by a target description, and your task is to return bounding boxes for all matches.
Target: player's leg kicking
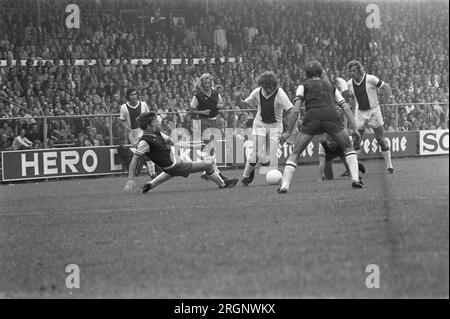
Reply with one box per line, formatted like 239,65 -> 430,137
241,122 -> 281,186
142,158 -> 238,194
241,133 -> 267,186
278,131 -> 314,193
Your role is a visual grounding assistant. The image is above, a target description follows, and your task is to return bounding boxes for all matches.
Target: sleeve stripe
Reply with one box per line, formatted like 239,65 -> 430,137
134,151 -> 145,157
376,80 -> 384,88
293,96 -> 304,103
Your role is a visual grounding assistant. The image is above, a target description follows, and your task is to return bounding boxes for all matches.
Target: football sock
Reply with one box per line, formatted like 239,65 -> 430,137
243,161 -> 257,178
149,172 -> 172,188
345,152 -> 359,182
280,160 -> 297,190
207,169 -> 225,187
146,161 -> 156,175
381,149 -> 393,169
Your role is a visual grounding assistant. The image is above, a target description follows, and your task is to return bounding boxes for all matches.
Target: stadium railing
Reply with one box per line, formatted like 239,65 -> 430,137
0,102 -> 447,149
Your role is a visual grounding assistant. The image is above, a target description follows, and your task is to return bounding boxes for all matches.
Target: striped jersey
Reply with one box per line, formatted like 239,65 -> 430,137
347,74 -> 384,111
244,87 -> 293,123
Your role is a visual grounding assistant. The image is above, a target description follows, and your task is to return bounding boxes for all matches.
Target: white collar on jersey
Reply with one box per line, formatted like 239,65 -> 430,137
353,74 -> 366,86
260,87 -> 278,99
127,101 -> 141,108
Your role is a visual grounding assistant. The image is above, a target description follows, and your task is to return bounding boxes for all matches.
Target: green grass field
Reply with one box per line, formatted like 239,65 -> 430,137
0,156 -> 448,298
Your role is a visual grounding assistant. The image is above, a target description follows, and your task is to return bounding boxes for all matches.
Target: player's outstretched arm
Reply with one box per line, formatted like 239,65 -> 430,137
318,156 -> 326,182
341,102 -> 357,131
281,100 -> 301,143
124,154 -> 140,191
284,107 -> 293,124
233,90 -> 252,109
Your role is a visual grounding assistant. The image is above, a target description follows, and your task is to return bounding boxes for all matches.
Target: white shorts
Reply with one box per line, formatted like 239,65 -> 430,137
252,118 -> 283,140
355,106 -> 384,131
128,128 -> 143,147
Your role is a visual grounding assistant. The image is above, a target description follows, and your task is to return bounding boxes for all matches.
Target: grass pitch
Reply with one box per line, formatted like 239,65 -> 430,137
0,157 -> 448,298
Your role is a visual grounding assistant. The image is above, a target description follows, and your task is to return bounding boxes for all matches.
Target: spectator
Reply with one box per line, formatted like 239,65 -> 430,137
0,120 -> 14,141
26,123 -> 43,144
0,0 -> 447,138
12,128 -> 33,150
0,133 -> 12,151
32,139 -> 42,149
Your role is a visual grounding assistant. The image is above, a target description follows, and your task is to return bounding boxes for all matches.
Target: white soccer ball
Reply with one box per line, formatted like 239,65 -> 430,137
266,169 -> 282,185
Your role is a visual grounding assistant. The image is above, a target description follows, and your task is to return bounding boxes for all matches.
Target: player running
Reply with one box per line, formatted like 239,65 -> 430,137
234,71 -> 294,186
278,60 -> 365,193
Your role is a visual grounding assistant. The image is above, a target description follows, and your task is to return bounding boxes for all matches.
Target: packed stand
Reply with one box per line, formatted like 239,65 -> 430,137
0,0 -> 448,149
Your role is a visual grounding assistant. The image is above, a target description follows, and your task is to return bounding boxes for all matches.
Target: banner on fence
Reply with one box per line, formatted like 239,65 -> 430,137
419,130 -> 449,155
173,131 -> 418,165
1,131 -> 419,181
1,146 -> 124,181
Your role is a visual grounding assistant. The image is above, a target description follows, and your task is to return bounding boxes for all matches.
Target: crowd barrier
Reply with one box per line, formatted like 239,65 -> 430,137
1,129 -> 448,182
1,102 -> 448,149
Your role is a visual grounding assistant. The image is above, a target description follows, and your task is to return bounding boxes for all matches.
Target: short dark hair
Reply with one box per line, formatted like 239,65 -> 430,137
305,60 -> 323,78
137,112 -> 157,130
126,88 -> 137,100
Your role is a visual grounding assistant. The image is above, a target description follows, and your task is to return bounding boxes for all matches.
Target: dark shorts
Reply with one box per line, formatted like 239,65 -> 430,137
300,108 -> 344,136
300,120 -> 345,136
163,161 -> 193,177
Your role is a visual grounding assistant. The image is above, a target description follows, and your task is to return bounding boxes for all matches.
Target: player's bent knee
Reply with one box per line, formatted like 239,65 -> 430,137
248,154 -> 258,165
204,163 -> 215,175
343,146 -> 355,154
376,136 -> 389,151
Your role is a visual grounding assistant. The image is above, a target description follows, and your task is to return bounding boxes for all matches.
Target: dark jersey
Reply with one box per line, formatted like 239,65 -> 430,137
136,130 -> 173,168
194,90 -> 220,118
296,79 -> 341,123
302,79 -> 336,112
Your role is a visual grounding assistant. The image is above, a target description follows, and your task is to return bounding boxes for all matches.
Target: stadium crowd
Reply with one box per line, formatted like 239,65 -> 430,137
0,0 -> 448,150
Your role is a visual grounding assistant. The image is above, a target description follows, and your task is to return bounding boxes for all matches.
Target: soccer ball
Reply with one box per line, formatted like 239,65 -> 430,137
266,169 -> 282,185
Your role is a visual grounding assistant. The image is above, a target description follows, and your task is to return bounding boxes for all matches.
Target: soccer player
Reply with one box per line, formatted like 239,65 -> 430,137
346,60 -> 394,174
234,71 -> 294,186
124,112 -> 238,193
317,133 -> 366,181
189,73 -> 223,135
120,88 -> 157,177
333,74 -> 366,177
189,73 -> 231,183
278,60 -> 365,193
